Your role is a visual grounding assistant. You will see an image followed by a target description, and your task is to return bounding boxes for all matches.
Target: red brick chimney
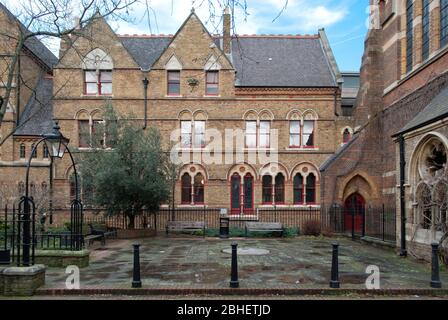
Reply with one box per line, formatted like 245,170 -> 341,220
223,7 -> 231,55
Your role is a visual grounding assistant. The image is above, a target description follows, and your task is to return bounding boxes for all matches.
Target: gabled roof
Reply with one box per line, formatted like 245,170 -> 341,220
118,34 -> 337,87
14,77 -> 53,136
396,86 -> 448,136
0,3 -> 58,69
119,36 -> 172,71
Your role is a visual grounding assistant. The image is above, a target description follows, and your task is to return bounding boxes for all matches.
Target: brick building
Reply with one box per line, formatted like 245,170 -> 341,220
0,5 -> 355,223
321,0 -> 448,260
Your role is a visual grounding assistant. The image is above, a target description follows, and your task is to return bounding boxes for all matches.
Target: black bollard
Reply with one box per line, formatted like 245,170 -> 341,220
329,243 -> 340,289
132,243 -> 142,288
430,243 -> 442,289
230,242 -> 239,288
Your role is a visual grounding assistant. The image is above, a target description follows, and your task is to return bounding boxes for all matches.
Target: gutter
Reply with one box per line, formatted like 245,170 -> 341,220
399,134 -> 407,256
142,77 -> 149,130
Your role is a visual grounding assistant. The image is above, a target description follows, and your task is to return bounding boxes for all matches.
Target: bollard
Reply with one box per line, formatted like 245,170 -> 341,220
132,243 -> 142,288
329,243 -> 340,289
229,242 -> 239,288
430,243 -> 442,289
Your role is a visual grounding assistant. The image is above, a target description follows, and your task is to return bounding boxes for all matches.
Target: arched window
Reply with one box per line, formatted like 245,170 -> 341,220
41,182 -> 48,193
194,173 -> 205,204
422,0 -> 430,61
417,183 -> 432,229
293,174 -> 304,204
30,183 -> 36,197
343,128 -> 351,144
262,175 -> 273,204
31,143 -> 37,158
434,181 -> 448,229
43,144 -> 49,159
19,143 -> 26,159
181,173 -> 192,204
275,173 -> 285,204
18,182 -> 25,195
82,48 -> 113,95
306,173 -> 316,204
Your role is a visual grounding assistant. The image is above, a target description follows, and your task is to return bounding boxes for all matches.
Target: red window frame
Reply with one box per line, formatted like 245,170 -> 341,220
205,71 -> 219,96
167,71 -> 181,96
180,121 -> 192,148
305,173 -> 317,204
259,121 -> 271,148
245,121 -> 257,148
289,120 -> 301,148
302,120 -> 315,148
193,121 -> 206,148
262,175 -> 273,204
193,173 -> 205,204
293,173 -> 304,205
84,70 -> 112,95
275,174 -> 285,204
181,173 -> 192,204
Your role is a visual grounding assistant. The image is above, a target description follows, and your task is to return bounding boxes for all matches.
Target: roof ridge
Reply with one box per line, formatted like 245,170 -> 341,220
118,34 -> 319,39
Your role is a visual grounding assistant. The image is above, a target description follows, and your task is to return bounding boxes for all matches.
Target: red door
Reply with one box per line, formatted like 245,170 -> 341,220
243,173 -> 254,215
344,193 -> 365,234
230,174 -> 241,215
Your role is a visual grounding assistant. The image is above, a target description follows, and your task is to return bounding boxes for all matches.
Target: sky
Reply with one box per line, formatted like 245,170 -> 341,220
4,0 -> 369,72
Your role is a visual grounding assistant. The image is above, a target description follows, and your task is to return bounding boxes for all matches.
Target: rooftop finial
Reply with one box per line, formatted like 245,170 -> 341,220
191,7 -> 195,13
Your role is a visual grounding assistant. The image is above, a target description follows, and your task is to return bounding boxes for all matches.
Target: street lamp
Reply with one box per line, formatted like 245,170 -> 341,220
18,120 -> 83,267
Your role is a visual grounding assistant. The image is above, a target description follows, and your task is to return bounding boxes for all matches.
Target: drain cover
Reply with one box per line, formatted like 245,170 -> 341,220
222,248 -> 270,256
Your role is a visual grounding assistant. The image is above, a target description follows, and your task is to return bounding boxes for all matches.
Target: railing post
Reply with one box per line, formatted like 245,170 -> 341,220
430,243 -> 442,288
132,243 -> 142,288
382,204 -> 385,242
230,242 -> 239,288
330,243 -> 340,288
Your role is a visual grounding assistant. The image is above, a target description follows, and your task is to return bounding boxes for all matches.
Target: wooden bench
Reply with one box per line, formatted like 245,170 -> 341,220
87,223 -> 118,245
245,222 -> 284,237
166,221 -> 206,236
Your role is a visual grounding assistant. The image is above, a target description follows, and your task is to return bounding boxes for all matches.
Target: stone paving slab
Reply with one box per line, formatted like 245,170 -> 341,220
42,237 -> 448,290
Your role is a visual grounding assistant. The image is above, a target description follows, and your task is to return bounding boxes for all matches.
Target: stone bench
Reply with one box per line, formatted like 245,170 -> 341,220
245,222 -> 284,237
166,221 -> 206,236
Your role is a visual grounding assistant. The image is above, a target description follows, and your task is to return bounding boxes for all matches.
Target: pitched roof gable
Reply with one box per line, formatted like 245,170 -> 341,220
0,3 -> 58,69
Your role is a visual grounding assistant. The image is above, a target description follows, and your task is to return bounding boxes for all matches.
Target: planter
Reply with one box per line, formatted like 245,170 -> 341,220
33,250 -> 90,268
2,264 -> 46,296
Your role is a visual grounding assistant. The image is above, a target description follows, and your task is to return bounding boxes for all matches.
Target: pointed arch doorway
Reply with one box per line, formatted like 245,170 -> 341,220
344,193 -> 365,234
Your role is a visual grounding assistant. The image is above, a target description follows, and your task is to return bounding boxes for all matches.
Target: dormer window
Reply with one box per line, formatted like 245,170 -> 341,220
206,71 -> 219,95
82,48 -> 113,96
84,70 -> 112,95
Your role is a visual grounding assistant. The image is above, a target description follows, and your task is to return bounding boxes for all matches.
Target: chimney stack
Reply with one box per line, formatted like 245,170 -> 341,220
223,7 -> 231,55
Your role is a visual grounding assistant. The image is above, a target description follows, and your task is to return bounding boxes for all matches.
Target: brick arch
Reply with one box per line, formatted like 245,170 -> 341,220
193,110 -> 208,120
286,109 -> 303,120
290,162 -> 320,181
90,109 -> 103,120
227,163 -> 258,181
242,109 -> 258,120
302,109 -> 319,120
259,162 -> 289,179
259,109 -> 274,120
178,163 -> 209,181
74,109 -> 89,120
178,109 -> 193,120
338,171 -> 379,203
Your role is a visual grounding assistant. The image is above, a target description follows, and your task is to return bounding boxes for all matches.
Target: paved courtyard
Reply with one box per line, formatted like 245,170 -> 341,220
43,237 -> 448,290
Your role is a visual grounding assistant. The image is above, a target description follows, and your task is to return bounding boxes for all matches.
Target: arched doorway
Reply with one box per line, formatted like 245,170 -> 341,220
243,173 -> 254,214
344,193 -> 365,234
230,173 -> 241,215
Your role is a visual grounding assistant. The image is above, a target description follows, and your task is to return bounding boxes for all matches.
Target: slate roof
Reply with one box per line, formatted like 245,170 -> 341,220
119,36 -> 171,71
0,3 -> 58,69
14,77 -> 54,136
118,35 -> 337,87
397,86 -> 448,135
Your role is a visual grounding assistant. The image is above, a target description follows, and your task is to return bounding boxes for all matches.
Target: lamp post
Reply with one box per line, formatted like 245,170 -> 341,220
20,121 -> 83,266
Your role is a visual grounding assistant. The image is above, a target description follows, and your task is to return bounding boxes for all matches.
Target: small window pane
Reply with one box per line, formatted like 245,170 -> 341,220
290,121 -> 300,134
100,71 -> 112,81
246,121 -> 257,134
168,71 -> 180,81
259,121 -> 270,133
303,120 -> 314,147
85,71 -> 97,82
86,83 -> 98,94
101,83 -> 112,95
